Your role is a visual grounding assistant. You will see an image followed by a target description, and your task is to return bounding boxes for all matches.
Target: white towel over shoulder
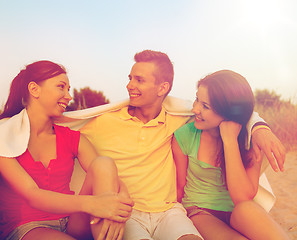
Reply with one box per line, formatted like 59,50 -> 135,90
0,109 -> 30,158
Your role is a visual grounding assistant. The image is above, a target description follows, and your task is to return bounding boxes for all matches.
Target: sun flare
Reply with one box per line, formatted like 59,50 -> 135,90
239,0 -> 288,31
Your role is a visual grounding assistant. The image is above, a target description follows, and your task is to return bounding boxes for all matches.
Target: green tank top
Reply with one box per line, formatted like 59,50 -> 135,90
174,122 -> 234,212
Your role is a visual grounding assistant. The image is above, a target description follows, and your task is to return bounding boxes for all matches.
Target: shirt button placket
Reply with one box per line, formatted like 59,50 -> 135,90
45,167 -> 50,188
139,127 -> 146,148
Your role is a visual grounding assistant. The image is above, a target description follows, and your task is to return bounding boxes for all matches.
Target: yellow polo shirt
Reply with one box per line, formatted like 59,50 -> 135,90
80,106 -> 190,212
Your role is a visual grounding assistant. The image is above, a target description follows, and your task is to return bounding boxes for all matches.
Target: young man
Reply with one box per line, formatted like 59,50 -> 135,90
77,50 -> 285,239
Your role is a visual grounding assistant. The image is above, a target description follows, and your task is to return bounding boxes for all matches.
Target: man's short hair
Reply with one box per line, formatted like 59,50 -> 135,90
134,50 -> 174,95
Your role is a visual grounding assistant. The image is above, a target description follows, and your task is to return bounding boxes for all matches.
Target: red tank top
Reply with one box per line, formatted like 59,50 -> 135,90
0,125 -> 80,239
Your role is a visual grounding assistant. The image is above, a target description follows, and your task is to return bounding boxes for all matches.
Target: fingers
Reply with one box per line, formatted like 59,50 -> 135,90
106,222 -> 122,240
114,223 -> 125,240
252,143 -> 262,163
261,140 -> 285,172
119,196 -> 134,207
98,220 -> 123,240
117,225 -> 125,240
263,149 -> 279,172
270,141 -> 286,172
252,128 -> 287,173
119,202 -> 133,214
111,215 -> 129,223
98,220 -> 110,240
120,208 -> 132,217
108,198 -> 133,222
276,139 -> 286,171
105,222 -> 116,240
88,193 -> 133,224
112,196 -> 133,221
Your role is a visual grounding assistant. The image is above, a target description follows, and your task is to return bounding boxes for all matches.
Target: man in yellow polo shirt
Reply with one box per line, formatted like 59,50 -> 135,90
81,50 -> 203,240
80,50 -> 285,240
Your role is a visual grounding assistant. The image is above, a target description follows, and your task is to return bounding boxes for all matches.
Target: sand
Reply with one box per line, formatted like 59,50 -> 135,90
265,151 -> 297,239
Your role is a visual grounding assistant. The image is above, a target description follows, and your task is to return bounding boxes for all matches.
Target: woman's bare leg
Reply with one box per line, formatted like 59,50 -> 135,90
231,200 -> 289,240
22,227 -> 76,240
67,156 -> 121,239
190,213 -> 247,240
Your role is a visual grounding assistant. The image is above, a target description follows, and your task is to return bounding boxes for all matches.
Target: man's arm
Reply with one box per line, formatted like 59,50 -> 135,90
247,112 -> 286,172
251,126 -> 286,172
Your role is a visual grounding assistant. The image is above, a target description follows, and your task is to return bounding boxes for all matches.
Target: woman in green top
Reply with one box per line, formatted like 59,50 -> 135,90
172,70 -> 288,239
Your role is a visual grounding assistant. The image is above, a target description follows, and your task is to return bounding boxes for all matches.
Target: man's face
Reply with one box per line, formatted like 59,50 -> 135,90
126,62 -> 161,108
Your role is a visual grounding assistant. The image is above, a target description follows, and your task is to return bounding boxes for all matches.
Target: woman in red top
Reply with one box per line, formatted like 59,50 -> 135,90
0,61 -> 133,240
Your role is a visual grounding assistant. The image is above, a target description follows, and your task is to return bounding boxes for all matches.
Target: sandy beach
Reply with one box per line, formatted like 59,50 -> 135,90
265,151 -> 297,239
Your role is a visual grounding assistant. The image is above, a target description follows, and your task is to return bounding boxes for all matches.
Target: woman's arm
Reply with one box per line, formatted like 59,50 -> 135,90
0,134 -> 133,223
172,136 -> 189,202
0,155 -> 130,222
219,121 -> 262,205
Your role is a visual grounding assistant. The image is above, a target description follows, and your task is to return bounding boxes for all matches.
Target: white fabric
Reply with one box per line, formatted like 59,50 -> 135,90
0,95 -> 275,212
0,109 -> 30,158
123,202 -> 201,240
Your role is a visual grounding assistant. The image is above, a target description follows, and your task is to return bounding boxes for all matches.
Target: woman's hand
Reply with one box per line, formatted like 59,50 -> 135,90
97,219 -> 125,240
219,121 -> 242,144
86,192 -> 133,223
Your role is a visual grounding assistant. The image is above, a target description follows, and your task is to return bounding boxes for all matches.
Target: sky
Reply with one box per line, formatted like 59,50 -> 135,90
1,0 -> 297,107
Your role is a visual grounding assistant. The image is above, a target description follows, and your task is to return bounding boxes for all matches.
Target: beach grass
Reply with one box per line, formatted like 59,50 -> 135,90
254,90 -> 297,150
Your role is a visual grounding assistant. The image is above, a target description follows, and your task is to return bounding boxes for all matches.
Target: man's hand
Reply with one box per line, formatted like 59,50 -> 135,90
251,128 -> 286,172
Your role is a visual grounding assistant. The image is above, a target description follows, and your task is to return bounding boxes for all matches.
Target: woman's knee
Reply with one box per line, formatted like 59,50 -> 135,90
88,156 -> 118,176
233,200 -> 257,215
85,156 -> 120,193
231,200 -> 264,226
178,234 -> 202,240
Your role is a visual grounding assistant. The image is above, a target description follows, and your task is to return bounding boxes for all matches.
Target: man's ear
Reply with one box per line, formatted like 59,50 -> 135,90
28,81 -> 41,98
158,82 -> 170,97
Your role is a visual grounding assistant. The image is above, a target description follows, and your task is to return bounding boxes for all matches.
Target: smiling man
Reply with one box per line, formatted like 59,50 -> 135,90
81,50 -> 202,240
80,50 -> 285,240
126,56 -> 172,123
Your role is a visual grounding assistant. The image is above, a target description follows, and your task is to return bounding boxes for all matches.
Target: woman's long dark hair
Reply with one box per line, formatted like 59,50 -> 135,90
0,61 -> 66,120
198,70 -> 255,183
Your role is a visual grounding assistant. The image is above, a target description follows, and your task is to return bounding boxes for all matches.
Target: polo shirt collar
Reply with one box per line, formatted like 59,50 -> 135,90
119,106 -> 166,125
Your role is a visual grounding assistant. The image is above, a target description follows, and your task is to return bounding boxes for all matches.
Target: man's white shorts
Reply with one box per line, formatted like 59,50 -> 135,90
123,202 -> 202,240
